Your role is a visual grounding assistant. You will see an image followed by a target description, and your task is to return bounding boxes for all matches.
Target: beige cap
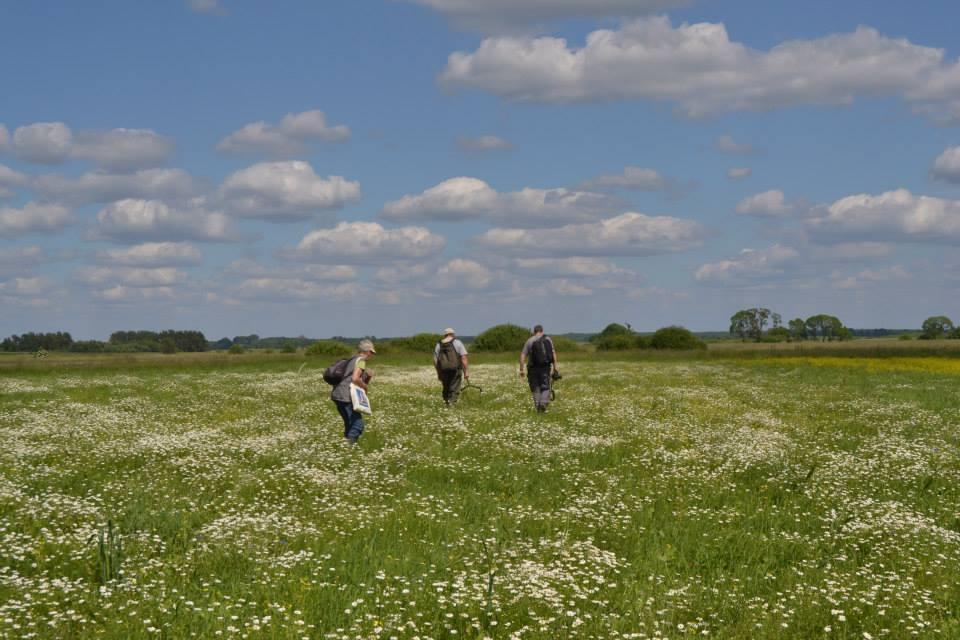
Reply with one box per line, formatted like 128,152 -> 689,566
358,339 -> 376,353
443,327 -> 456,336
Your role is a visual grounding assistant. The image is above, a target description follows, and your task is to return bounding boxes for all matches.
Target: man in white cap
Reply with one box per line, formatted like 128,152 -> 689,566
433,328 -> 469,404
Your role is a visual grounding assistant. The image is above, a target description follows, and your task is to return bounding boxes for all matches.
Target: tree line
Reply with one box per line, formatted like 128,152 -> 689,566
1,330 -> 208,353
729,308 -> 852,342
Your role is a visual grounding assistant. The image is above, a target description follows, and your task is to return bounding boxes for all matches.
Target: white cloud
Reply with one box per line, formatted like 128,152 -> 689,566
220,161 -> 360,221
456,135 -> 513,151
0,203 -> 72,237
74,266 -> 186,288
735,190 -> 804,217
714,134 -> 754,154
229,278 -> 360,302
475,211 -> 705,257
382,176 -> 620,226
831,265 -> 909,290
406,0 -> 690,31
0,276 -> 55,297
808,189 -> 960,242
95,199 -> 236,243
695,245 -> 800,284
0,124 -> 9,151
217,110 -> 350,155
581,166 -> 667,191
0,164 -> 28,189
223,259 -> 357,282
435,259 -> 493,290
13,122 -> 73,164
0,246 -> 47,277
96,242 -> 203,267
186,0 -> 226,14
285,221 -> 446,264
94,286 -> 176,303
546,278 -> 593,296
727,167 -> 752,180
34,168 -> 201,205
932,146 -> 960,184
374,262 -> 432,285
13,123 -> 172,170
440,18 -> 960,119
810,242 -> 893,262
511,256 -> 627,278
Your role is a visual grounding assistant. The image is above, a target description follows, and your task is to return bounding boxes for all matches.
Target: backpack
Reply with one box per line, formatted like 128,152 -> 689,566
436,340 -> 460,372
529,336 -> 554,367
323,357 -> 352,385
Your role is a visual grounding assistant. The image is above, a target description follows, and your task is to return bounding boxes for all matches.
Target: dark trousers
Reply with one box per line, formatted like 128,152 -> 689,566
439,368 -> 463,403
334,400 -> 364,440
526,366 -> 552,408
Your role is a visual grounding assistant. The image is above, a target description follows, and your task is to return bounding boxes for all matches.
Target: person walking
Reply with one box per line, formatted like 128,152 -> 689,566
434,328 -> 469,404
331,339 -> 376,444
519,325 -> 559,412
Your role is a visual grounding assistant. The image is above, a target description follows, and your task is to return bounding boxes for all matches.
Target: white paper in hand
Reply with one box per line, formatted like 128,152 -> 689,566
349,383 -> 372,414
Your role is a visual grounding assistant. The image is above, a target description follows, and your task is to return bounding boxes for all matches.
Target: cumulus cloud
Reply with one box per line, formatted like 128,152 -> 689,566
0,203 -> 72,237
220,161 -> 360,221
0,246 -> 47,277
714,134 -> 754,154
932,146 -> 960,184
0,164 -> 28,199
735,190 -> 808,217
95,199 -> 236,243
34,168 -> 202,205
186,0 -> 226,14
74,266 -> 186,288
13,122 -> 172,169
440,18 -> 960,120
229,278 -> 359,302
456,135 -> 513,151
382,176 -> 620,226
727,167 -> 752,180
580,166 -> 667,191
510,256 -> 629,278
406,0 -> 690,31
435,259 -> 494,290
0,276 -> 55,297
373,262 -> 432,285
217,110 -> 350,155
0,124 -> 9,151
475,211 -> 705,257
284,221 -> 446,264
94,286 -> 176,303
224,258 -> 357,282
95,242 -> 203,267
807,189 -> 960,243
810,241 -> 894,262
831,265 -> 909,290
695,245 -> 800,284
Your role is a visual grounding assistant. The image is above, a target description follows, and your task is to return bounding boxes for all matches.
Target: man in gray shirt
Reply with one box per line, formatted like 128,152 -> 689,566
519,325 -> 559,412
434,327 -> 469,404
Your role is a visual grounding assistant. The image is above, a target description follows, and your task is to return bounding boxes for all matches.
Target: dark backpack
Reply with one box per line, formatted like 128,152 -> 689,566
323,357 -> 352,385
436,340 -> 460,372
529,336 -> 554,367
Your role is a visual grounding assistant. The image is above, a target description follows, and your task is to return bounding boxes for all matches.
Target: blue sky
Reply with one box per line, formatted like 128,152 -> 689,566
2,0 -> 960,339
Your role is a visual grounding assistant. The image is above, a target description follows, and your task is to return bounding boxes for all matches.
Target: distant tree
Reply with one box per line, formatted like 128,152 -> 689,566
591,323 -> 632,342
1,332 -> 74,352
649,326 -> 706,350
210,337 -> 233,350
805,314 -> 845,341
921,316 -> 954,340
730,308 -> 778,341
160,338 -> 177,354
473,324 -> 531,352
232,334 -> 260,347
787,318 -> 807,341
281,341 -> 297,353
765,326 -> 791,342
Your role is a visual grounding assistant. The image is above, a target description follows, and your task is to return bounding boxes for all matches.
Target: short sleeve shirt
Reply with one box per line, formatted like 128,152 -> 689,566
522,335 -> 554,366
331,355 -> 366,402
433,338 -> 468,363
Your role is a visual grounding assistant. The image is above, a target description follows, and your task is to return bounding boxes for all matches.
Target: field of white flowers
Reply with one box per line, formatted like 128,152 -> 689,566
0,357 -> 958,639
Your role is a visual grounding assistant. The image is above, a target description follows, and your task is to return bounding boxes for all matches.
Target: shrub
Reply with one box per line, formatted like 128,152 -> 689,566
472,324 -> 531,352
383,333 -> 444,352
764,327 -> 791,342
281,342 -> 297,353
899,334 -> 914,341
590,323 -> 632,342
594,334 -> 640,351
649,326 -> 706,350
228,344 -> 246,355
70,340 -> 106,353
549,335 -> 583,352
304,340 -> 352,358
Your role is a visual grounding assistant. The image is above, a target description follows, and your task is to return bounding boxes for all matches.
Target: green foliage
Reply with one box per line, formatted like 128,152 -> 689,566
594,334 -> 642,351
765,326 -> 791,342
899,333 -> 915,341
70,340 -> 106,353
383,333 -> 444,353
650,325 -> 707,350
109,330 -> 207,352
921,316 -> 954,340
788,318 -> 807,341
228,344 -> 246,355
472,324 -> 530,352
590,323 -> 632,342
730,308 -> 781,341
88,520 -> 123,585
548,335 -> 583,352
281,342 -> 297,353
1,331 -> 73,352
805,314 -> 846,341
304,340 -> 352,358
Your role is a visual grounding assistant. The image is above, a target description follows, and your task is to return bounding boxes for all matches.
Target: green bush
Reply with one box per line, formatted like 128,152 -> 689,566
382,333 -> 444,353
281,342 -> 297,353
649,326 -> 706,350
228,344 -> 246,355
549,335 -> 583,352
898,333 -> 914,341
304,340 -> 352,358
472,324 -> 530,352
594,334 -> 639,351
590,323 -> 632,342
763,327 -> 791,343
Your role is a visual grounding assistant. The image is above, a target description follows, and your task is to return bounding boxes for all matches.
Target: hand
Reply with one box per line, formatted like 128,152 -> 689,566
464,371 -> 470,379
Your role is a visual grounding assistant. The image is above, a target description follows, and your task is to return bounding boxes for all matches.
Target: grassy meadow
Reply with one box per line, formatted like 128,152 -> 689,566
1,346 -> 959,638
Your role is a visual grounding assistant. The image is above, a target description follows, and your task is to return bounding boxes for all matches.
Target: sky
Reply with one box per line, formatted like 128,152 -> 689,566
2,0 -> 960,340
